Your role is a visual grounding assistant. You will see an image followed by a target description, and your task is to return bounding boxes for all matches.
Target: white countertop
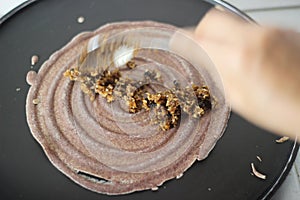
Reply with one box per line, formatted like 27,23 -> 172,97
0,0 -> 299,199
0,0 -> 27,17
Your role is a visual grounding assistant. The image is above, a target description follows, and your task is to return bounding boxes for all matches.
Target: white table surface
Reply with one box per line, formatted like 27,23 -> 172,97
0,0 -> 299,199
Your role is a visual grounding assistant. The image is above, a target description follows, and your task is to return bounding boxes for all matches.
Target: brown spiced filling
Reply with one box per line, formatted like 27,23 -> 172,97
64,61 -> 212,131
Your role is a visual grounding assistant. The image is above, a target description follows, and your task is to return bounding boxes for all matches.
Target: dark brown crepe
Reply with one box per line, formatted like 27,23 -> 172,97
26,21 -> 230,195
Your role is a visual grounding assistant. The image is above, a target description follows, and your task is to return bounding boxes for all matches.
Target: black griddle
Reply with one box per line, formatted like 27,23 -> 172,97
0,0 -> 298,199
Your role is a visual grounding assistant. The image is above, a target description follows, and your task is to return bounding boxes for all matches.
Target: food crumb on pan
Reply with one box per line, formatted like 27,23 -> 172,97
256,156 -> 262,162
176,173 -> 183,179
251,163 -> 266,180
16,87 -> 21,92
31,55 -> 39,66
126,60 -> 137,69
77,16 -> 85,24
276,136 -> 289,143
32,98 -> 40,105
208,187 -> 212,191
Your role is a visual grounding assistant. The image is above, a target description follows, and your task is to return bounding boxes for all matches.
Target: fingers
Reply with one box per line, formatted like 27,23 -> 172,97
195,8 -> 250,44
170,8 -> 300,140
169,29 -> 226,96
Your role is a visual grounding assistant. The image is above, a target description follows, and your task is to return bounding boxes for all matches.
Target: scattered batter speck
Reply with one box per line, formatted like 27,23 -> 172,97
251,163 -> 266,180
32,98 -> 40,105
276,136 -> 289,143
77,16 -> 85,24
176,173 -> 183,179
31,55 -> 39,65
16,87 -> 21,92
256,156 -> 262,162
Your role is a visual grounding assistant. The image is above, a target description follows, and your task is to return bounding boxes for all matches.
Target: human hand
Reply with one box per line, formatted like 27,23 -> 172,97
170,9 -> 300,141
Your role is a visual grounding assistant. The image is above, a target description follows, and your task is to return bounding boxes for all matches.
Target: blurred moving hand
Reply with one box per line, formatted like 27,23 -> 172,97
171,9 -> 300,141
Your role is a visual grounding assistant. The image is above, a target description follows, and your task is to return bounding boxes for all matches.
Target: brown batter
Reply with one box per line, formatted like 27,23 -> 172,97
26,21 -> 230,195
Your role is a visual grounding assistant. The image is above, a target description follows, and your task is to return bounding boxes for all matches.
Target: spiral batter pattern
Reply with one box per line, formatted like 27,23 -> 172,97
26,21 -> 230,195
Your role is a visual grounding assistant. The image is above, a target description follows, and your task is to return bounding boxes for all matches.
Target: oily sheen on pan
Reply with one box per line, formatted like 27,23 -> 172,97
26,21 -> 230,195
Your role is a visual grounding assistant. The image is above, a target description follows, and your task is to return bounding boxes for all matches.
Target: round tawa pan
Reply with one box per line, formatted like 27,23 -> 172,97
0,0 -> 298,199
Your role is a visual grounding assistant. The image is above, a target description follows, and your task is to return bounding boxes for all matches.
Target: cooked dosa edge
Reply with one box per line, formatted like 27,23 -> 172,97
26,21 -> 230,195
